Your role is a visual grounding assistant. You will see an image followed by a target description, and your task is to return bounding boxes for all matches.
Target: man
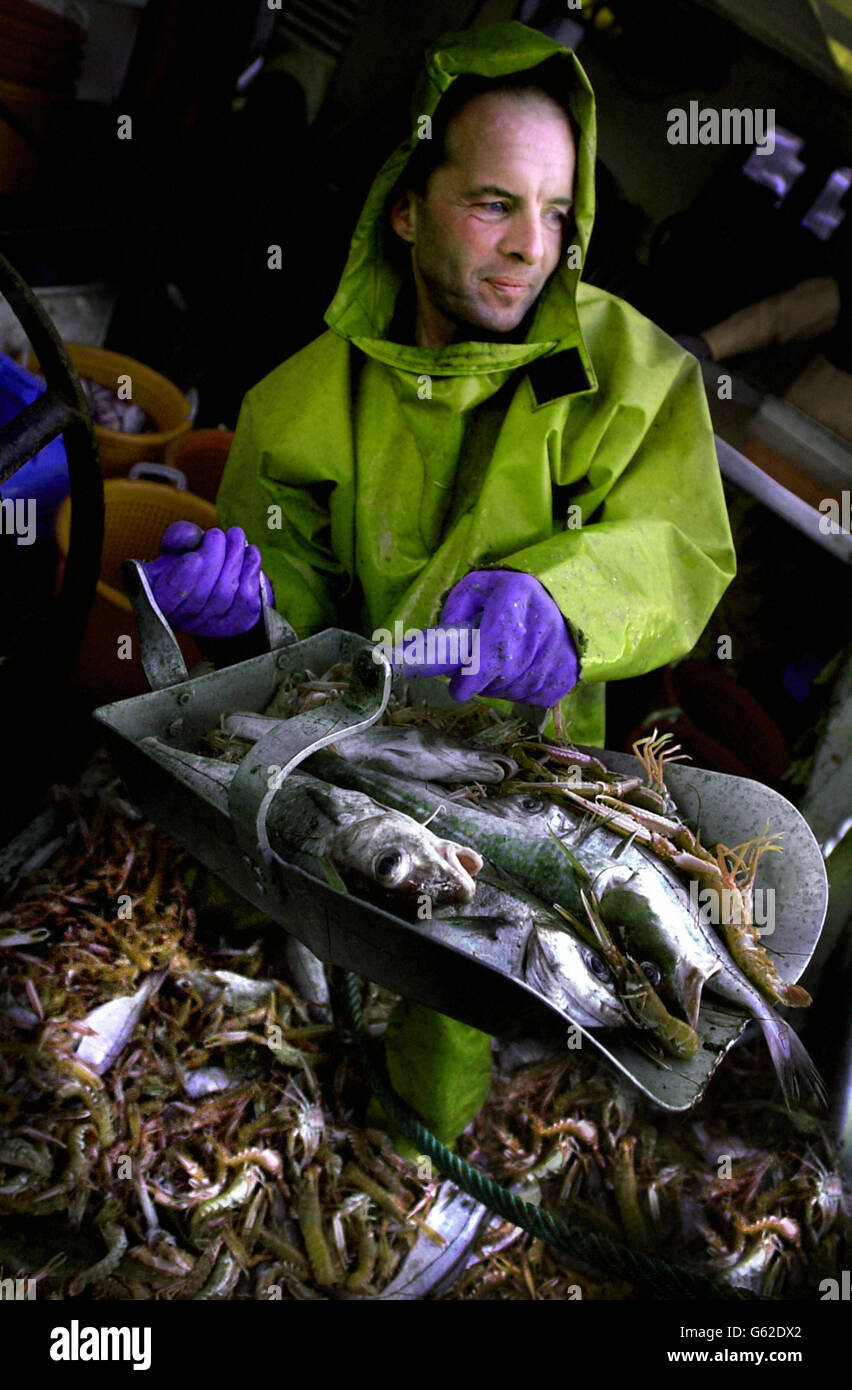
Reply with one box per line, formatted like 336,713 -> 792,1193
146,22 -> 736,1143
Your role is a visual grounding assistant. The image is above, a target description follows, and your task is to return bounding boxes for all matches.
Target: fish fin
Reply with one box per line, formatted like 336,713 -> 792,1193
316,857 -> 350,894
756,1016 -> 826,1110
294,851 -> 350,894
303,782 -> 353,825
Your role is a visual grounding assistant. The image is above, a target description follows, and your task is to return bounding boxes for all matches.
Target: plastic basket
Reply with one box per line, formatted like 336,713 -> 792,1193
28,342 -> 192,475
163,427 -> 234,504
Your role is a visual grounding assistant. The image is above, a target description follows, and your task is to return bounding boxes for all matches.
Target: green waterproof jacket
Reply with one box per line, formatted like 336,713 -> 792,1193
217,22 -> 736,748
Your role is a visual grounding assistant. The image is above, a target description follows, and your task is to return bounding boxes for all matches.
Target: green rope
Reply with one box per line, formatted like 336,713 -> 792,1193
342,970 -> 763,1302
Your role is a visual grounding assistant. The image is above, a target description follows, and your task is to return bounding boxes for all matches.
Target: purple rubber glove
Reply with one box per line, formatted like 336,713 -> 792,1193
417,570 -> 580,706
144,521 -> 274,638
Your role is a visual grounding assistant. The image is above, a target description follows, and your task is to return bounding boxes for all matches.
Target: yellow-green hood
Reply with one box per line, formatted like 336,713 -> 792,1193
324,21 -> 598,381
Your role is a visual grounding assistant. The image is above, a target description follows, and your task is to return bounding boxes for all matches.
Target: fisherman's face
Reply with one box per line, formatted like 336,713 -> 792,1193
391,90 -> 576,348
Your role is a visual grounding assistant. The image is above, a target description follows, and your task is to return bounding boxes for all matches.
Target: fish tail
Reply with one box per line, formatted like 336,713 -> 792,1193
756,1014 -> 826,1109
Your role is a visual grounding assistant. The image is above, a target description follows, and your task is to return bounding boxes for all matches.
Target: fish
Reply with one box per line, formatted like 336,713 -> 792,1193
464,790 -> 730,1030
141,740 -> 483,910
223,712 -> 517,784
283,937 -> 331,1022
433,864 -> 632,1030
431,863 -> 698,1051
491,807 -> 823,1094
319,813 -> 483,906
523,922 -> 631,1030
305,753 -> 824,1102
590,862 -> 722,1029
74,971 -> 166,1076
306,752 -> 716,1019
307,751 -> 611,892
479,789 -> 698,898
480,790 -> 698,904
326,726 -> 518,784
267,770 -> 483,907
476,790 -> 579,836
577,855 -> 823,1103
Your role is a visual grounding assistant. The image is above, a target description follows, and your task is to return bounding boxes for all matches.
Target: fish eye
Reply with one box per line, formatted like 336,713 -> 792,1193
519,795 -> 542,813
640,961 -> 662,987
583,949 -> 611,982
373,848 -> 411,886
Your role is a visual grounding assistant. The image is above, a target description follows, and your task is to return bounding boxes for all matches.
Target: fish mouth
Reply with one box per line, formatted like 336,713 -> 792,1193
435,841 -> 483,903
445,844 -> 483,876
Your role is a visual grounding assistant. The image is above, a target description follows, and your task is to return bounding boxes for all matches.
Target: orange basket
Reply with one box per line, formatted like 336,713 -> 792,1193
164,428 -> 234,504
55,478 -> 218,704
28,342 -> 192,476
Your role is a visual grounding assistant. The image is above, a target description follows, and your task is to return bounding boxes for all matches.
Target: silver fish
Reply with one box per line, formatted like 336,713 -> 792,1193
309,754 -> 719,1022
523,922 -> 630,1030
434,867 -> 631,1030
75,970 -> 166,1075
326,726 -> 517,784
482,796 -> 824,1105
321,813 -> 482,905
586,862 -> 721,1029
477,791 -> 722,1027
480,791 -> 682,887
283,937 -> 331,1022
268,772 -> 483,907
140,740 -> 483,910
477,791 -> 581,837
628,899 -> 825,1108
223,713 -> 517,784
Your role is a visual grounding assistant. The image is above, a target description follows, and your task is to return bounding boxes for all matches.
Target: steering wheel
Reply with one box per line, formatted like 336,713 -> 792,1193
0,250 -> 103,697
